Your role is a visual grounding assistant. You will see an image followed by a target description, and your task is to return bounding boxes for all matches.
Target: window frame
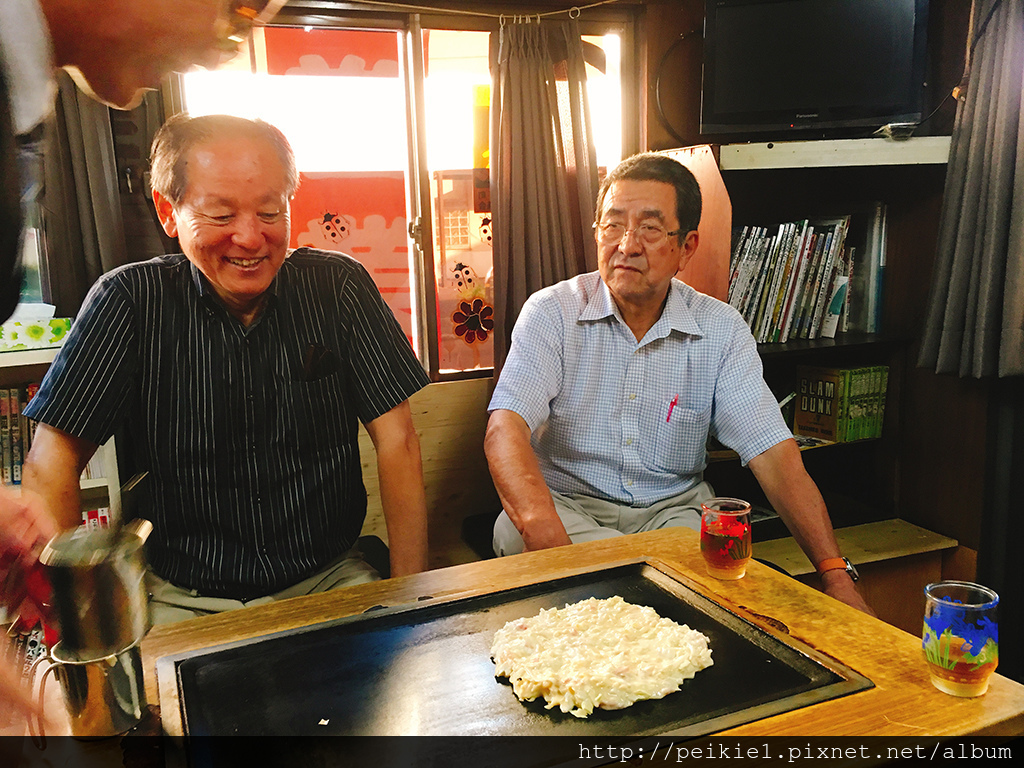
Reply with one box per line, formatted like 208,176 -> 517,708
164,2 -> 638,382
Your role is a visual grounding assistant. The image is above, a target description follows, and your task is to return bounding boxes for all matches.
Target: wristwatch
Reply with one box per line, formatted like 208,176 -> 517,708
816,556 -> 859,582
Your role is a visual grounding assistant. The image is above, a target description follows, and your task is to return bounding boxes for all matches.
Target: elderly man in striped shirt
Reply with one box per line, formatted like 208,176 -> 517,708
2,0 -> 290,720
22,114 -> 430,624
485,152 -> 871,614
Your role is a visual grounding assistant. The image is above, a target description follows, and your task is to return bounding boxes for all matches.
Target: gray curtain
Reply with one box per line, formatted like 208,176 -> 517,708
983,376 -> 1024,683
490,19 -> 599,371
40,71 -> 127,316
918,0 -> 1024,377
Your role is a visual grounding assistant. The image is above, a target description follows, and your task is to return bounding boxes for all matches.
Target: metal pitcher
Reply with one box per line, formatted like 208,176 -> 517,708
31,640 -> 147,740
39,518 -> 153,660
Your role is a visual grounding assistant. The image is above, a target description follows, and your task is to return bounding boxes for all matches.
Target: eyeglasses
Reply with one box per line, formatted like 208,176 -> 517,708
594,222 -> 681,247
216,0 -> 289,59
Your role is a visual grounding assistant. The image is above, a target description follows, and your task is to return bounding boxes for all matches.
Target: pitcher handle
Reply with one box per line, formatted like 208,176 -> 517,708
27,653 -> 59,749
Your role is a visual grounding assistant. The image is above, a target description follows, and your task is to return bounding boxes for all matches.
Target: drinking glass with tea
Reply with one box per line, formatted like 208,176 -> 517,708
700,497 -> 752,580
922,581 -> 999,697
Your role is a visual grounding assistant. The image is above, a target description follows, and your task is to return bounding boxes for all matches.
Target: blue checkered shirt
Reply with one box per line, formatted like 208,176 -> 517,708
490,272 -> 792,506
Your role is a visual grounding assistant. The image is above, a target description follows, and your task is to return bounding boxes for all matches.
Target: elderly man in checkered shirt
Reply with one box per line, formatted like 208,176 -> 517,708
485,153 -> 871,614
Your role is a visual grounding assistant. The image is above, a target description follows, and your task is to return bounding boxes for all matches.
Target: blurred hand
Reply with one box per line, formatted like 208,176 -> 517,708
1,486 -> 57,631
0,637 -> 45,728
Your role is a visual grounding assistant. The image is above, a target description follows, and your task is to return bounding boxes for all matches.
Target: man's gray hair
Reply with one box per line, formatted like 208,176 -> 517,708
150,113 -> 299,206
595,152 -> 702,240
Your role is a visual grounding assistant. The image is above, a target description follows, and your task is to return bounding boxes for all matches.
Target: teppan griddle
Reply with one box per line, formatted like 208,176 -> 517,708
156,559 -> 872,766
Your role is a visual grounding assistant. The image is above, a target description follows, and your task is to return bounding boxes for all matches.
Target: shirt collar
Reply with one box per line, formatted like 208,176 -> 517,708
187,259 -> 281,319
578,276 -> 618,322
580,275 -> 705,340
0,0 -> 56,136
660,279 -> 705,338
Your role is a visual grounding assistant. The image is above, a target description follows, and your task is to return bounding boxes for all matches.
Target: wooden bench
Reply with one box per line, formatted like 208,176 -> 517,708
358,377 -> 499,570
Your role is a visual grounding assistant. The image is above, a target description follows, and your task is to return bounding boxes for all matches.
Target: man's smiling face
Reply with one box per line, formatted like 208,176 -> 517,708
156,134 -> 291,319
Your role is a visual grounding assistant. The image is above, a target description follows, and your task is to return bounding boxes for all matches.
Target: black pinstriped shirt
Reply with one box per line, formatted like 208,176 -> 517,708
24,249 -> 429,599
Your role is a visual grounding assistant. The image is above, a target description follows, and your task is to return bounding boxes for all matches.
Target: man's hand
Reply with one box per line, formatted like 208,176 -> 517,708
519,509 -> 572,551
1,638 -> 46,728
0,485 -> 55,556
1,486 -> 57,727
749,439 -> 874,616
1,485 -> 57,630
821,569 -> 876,616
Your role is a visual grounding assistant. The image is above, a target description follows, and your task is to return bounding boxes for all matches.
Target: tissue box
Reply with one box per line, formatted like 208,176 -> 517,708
0,318 -> 72,351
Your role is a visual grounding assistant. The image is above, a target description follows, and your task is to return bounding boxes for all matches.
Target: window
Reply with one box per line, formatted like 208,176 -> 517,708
176,8 -> 631,379
441,209 -> 471,249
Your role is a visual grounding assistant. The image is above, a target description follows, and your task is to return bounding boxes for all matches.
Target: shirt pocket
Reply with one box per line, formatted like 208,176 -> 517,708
647,405 -> 711,475
289,372 -> 349,451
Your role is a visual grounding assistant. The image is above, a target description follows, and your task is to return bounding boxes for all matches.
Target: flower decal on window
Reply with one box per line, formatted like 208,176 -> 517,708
452,298 -> 494,344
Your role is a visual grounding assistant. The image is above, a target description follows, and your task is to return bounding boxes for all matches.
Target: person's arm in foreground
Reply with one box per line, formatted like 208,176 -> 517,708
748,438 -> 873,614
21,423 -> 98,532
364,401 -> 429,577
484,409 -> 571,551
1,483 -> 58,724
0,637 -> 46,726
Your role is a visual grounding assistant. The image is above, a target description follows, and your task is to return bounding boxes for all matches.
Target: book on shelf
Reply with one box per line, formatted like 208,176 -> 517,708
777,221 -> 815,342
728,206 -> 885,342
82,449 -> 107,481
807,217 -> 850,339
869,364 -> 889,440
0,388 -> 10,484
1,381 -> 42,486
81,507 -> 111,529
793,434 -> 835,450
845,367 -> 873,441
9,390 -> 22,484
841,245 -> 855,333
845,201 -> 887,334
793,365 -> 889,443
0,376 -> 111,488
794,366 -> 852,443
818,264 -> 850,339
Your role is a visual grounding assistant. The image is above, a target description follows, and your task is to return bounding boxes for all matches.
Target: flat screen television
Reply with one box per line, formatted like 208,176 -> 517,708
700,0 -> 930,138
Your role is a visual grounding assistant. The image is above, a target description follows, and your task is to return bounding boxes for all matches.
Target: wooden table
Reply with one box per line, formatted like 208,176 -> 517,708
142,527 -> 1024,738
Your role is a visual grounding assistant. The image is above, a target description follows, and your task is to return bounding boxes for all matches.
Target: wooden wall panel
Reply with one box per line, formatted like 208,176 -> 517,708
639,1 -> 705,150
661,145 -> 731,301
359,378 -> 498,569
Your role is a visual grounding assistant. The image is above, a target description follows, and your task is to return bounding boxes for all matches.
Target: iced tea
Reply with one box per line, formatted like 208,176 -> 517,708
700,498 -> 752,580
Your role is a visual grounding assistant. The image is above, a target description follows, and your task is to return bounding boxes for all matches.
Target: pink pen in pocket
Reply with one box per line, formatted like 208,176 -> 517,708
667,394 -> 679,422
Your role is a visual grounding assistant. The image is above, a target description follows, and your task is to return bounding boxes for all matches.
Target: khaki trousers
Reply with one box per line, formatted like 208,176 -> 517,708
146,547 -> 380,626
492,481 -> 714,556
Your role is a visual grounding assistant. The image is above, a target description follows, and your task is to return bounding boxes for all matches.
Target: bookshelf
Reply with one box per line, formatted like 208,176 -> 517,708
638,0 -> 979,619
756,331 -> 889,357
0,350 -> 121,516
699,136 -> 952,534
0,348 -> 59,367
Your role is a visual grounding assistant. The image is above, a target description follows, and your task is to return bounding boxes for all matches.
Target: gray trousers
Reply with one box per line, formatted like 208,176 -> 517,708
146,547 -> 380,626
492,481 -> 715,556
